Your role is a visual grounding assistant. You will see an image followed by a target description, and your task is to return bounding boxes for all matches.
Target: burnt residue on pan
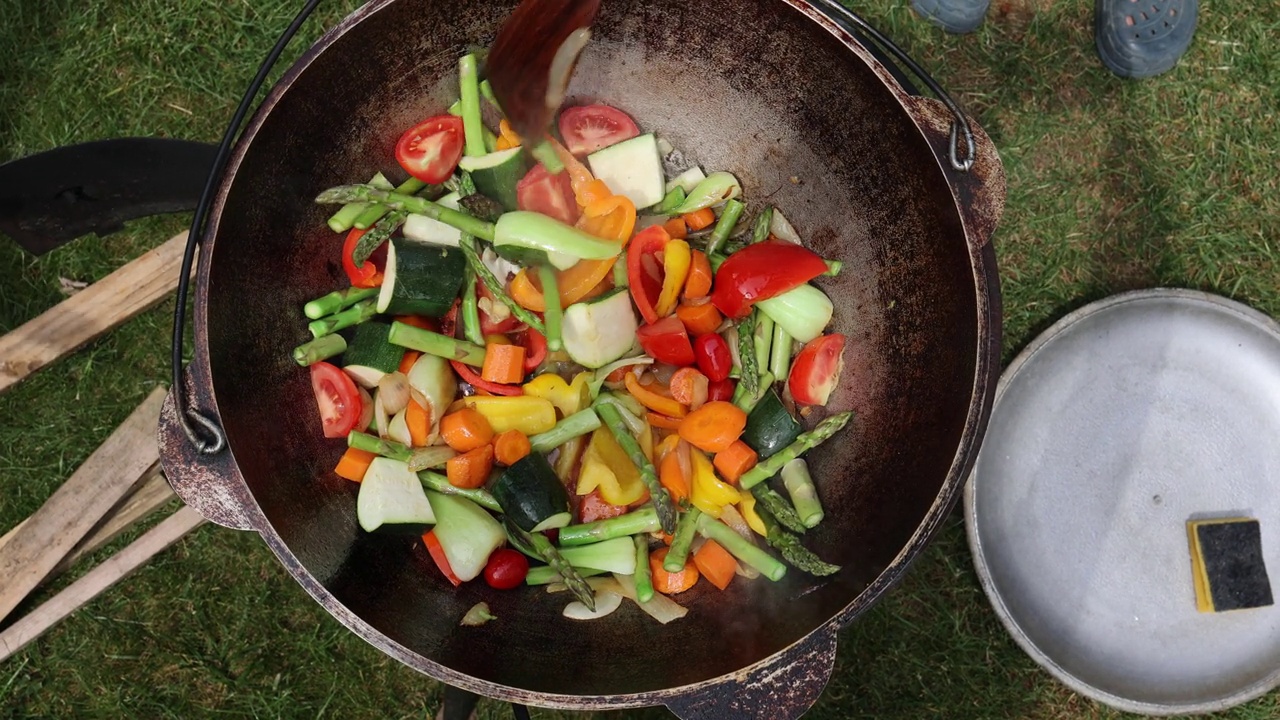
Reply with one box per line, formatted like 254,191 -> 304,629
166,0 -> 1003,713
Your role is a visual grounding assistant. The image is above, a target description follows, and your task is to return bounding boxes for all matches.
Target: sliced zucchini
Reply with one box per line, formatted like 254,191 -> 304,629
342,322 -> 404,386
403,192 -> 464,247
665,166 -> 706,194
562,288 -> 638,369
742,388 -> 803,459
588,133 -> 665,209
426,491 -> 507,582
491,452 -> 572,533
357,458 -> 436,534
458,147 -> 529,211
376,238 -> 467,318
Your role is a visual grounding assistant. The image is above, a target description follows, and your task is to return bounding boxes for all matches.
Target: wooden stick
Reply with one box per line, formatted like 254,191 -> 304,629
0,506 -> 206,664
0,232 -> 190,394
54,467 -> 176,577
0,387 -> 167,624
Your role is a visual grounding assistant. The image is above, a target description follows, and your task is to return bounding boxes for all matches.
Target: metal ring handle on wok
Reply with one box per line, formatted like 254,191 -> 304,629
168,0 -> 980,458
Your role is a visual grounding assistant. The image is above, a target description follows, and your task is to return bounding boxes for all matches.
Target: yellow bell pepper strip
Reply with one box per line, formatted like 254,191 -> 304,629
624,373 -> 687,419
577,428 -> 649,506
654,239 -> 692,318
499,119 -> 522,148
508,195 -> 636,312
460,395 -> 557,435
655,433 -> 682,463
737,490 -> 769,537
690,449 -> 742,518
523,372 -> 592,417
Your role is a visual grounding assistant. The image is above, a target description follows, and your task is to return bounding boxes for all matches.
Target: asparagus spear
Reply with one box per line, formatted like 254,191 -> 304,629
479,79 -> 503,114
328,172 -> 392,232
531,140 -> 564,174
739,412 -> 854,489
387,321 -> 487,366
537,265 -> 564,352
633,535 -> 655,603
458,54 -> 487,157
351,209 -> 407,267
303,287 -> 378,320
557,507 -> 660,547
460,269 -> 484,346
419,471 -> 501,513
528,409 -> 601,454
347,431 -> 412,462
292,334 -> 346,367
695,514 -> 786,581
505,518 -> 595,610
308,300 -> 378,339
751,484 -> 807,534
781,458 -> 824,528
755,503 -> 840,576
525,565 -> 605,586
770,323 -> 793,381
458,194 -> 505,223
594,400 -> 678,534
752,206 -> 774,244
353,177 -> 428,230
732,371 -> 774,414
663,507 -> 702,572
736,313 -> 759,399
706,199 -> 745,257
824,260 -> 843,277
316,185 -> 496,241
458,235 -> 546,335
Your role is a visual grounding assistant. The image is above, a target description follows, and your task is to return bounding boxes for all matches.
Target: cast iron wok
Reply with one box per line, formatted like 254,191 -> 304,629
158,0 -> 1005,716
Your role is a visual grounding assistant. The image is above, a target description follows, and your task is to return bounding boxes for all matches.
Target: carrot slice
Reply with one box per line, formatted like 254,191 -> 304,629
675,301 -> 723,337
334,447 -> 377,483
669,367 -> 709,406
439,407 -> 494,452
405,398 -> 432,448
492,429 -> 532,466
713,440 -> 758,484
650,547 -> 700,594
683,251 -> 713,300
398,350 -> 422,375
446,444 -> 494,489
663,217 -> 688,239
624,372 -> 687,418
481,343 -> 527,385
682,208 -> 716,232
657,443 -> 692,502
678,401 -> 748,453
692,539 -> 736,591
395,315 -> 436,331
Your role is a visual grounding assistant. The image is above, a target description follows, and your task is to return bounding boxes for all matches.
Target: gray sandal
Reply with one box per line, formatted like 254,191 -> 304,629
1095,0 -> 1198,78
911,0 -> 990,34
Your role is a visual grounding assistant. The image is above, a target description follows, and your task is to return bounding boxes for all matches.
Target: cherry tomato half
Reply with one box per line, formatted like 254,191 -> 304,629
694,333 -> 733,382
310,362 -> 362,439
789,334 -> 846,406
637,316 -> 696,367
557,104 -> 641,156
395,115 -> 465,184
517,163 -> 580,225
483,548 -> 530,590
707,378 -> 736,403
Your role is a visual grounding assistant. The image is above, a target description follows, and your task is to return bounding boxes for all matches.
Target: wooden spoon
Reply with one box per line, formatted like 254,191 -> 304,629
486,0 -> 603,150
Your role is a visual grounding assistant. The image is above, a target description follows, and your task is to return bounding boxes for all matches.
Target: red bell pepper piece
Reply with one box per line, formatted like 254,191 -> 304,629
709,241 -> 829,319
515,326 -> 548,373
342,227 -> 385,288
637,316 -> 696,367
423,530 -> 461,586
450,360 -> 523,396
627,225 -> 671,325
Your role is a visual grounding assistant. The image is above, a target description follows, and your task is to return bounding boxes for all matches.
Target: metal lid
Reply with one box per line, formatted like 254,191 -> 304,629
965,289 -> 1280,715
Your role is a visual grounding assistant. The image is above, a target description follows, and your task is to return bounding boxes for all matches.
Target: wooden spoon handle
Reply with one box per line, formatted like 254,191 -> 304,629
487,0 -> 602,142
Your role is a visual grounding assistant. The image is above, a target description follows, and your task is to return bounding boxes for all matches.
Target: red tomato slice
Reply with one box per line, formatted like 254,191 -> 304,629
558,104 -> 641,156
517,163 -> 580,225
395,115 -> 465,184
789,334 -> 846,406
342,228 -> 385,288
637,316 -> 696,367
710,241 -> 830,319
310,362 -> 362,439
707,378 -> 735,403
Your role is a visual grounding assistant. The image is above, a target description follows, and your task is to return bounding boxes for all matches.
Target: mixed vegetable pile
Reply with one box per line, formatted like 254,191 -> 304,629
296,49 -> 852,623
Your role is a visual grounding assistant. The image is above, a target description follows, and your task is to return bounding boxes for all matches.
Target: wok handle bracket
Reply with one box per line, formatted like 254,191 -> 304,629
664,624 -> 839,720
810,0 -> 976,171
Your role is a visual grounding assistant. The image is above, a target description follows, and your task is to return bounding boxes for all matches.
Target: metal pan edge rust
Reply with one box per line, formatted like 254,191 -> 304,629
160,0 -> 1005,715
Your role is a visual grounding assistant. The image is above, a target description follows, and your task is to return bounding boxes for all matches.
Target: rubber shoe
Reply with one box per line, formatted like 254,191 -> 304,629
912,0 -> 990,34
1096,0 -> 1198,78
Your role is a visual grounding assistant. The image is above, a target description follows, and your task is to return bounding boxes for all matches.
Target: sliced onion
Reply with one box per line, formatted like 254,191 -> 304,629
675,440 -> 693,486
735,560 -> 762,580
408,446 -> 457,472
724,326 -> 741,368
612,573 -> 689,624
374,392 -> 390,439
545,28 -> 592,111
769,208 -> 803,244
356,385 -> 375,433
719,505 -> 755,543
651,363 -> 679,385
563,590 -> 623,620
387,407 -> 413,447
656,136 -> 674,156
688,373 -> 709,412
546,576 -> 625,595
378,371 -> 411,415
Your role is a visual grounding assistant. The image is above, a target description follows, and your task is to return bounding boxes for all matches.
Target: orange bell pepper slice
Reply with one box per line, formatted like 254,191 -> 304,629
508,195 -> 635,312
624,372 -> 687,419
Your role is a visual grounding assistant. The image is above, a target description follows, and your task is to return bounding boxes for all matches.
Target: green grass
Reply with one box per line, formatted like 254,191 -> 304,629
2,0 -> 1278,717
